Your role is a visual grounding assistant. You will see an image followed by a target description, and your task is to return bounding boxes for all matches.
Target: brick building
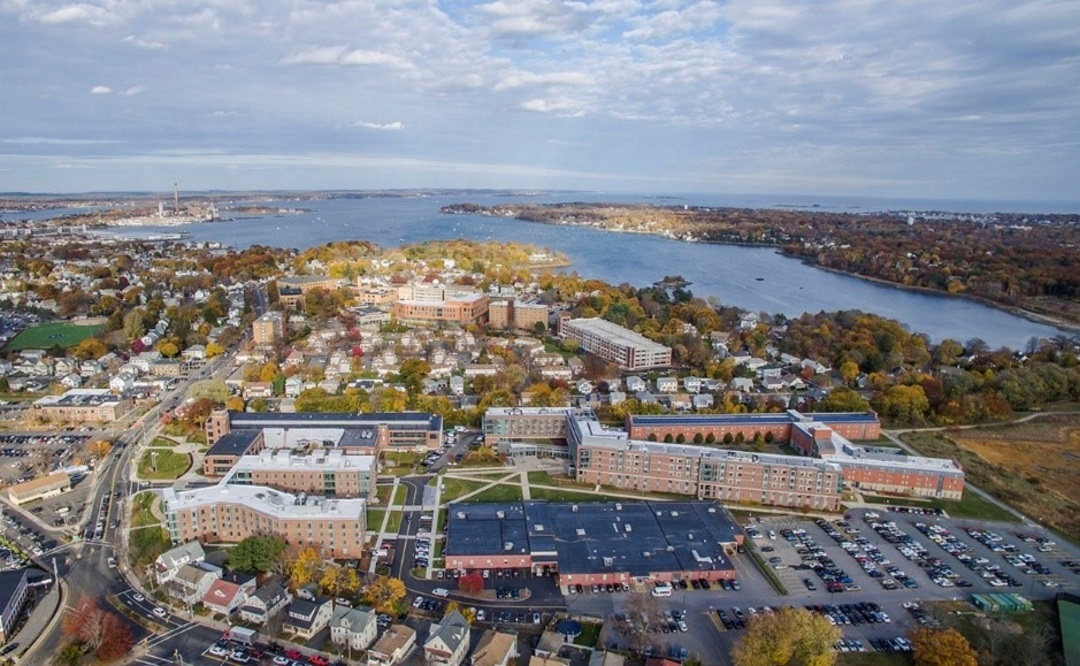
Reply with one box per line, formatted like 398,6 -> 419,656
558,317 -> 672,370
29,388 -> 133,424
252,311 -> 286,348
222,449 -> 376,500
164,484 -> 366,559
488,300 -> 549,332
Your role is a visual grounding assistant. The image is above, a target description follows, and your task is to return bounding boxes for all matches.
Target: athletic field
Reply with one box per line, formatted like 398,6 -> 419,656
3,321 -> 103,351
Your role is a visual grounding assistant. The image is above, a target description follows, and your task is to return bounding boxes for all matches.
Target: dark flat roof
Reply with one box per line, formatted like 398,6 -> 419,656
446,501 -> 739,578
206,430 -> 260,457
227,410 -> 442,431
0,568 -> 28,613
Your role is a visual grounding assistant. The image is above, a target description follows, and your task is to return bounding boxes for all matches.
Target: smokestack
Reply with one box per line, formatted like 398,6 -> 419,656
174,183 -> 180,213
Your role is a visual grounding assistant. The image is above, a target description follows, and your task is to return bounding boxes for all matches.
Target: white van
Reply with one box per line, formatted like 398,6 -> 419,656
651,582 -> 673,597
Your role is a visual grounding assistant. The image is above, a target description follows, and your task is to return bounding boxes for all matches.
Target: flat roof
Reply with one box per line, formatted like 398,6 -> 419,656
166,484 -> 366,520
206,430 -> 261,457
446,501 -> 739,578
227,410 -> 441,430
225,449 -> 374,478
563,318 -> 670,352
33,388 -> 120,407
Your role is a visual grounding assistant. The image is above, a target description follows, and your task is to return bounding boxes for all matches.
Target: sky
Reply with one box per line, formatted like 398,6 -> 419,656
1,0 -> 1079,201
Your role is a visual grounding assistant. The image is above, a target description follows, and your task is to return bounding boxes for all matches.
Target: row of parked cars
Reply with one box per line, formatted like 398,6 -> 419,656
782,524 -> 859,594
207,641 -> 336,666
804,601 -> 891,627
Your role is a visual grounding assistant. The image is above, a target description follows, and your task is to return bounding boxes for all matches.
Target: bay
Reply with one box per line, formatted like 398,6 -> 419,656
100,192 -> 1076,349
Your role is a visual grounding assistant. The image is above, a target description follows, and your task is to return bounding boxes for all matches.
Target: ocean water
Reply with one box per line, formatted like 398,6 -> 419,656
23,192 -> 1080,347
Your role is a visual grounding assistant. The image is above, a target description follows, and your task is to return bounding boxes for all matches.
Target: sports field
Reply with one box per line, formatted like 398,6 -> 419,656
3,322 -> 103,351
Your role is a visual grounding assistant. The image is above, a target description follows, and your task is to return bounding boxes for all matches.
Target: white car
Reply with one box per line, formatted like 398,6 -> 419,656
273,656 -> 291,665
208,645 -> 228,657
152,607 -> 167,618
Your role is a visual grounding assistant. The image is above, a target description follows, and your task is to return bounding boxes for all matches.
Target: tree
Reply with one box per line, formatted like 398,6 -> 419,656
459,572 -> 484,595
226,395 -> 246,412
362,576 -> 407,614
94,612 -> 134,662
622,590 -> 667,651
227,536 -> 286,575
731,606 -> 840,666
818,387 -> 870,413
71,337 -> 107,360
188,379 -> 230,404
877,384 -> 930,424
157,341 -> 179,358
839,360 -> 860,386
289,547 -> 322,590
909,627 -> 977,666
88,439 -> 112,460
205,341 -> 226,358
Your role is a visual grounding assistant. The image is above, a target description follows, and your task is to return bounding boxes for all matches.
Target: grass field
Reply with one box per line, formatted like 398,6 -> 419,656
862,489 -> 1017,523
440,478 -> 486,503
903,415 -> 1080,542
3,321 -> 103,351
137,449 -> 191,480
129,491 -> 170,567
465,484 -> 523,503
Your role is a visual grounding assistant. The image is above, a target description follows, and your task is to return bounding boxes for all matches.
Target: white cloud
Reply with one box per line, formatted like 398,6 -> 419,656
123,85 -> 147,96
352,121 -> 404,131
39,4 -> 109,26
280,46 -> 412,70
521,97 -> 586,116
123,35 -> 167,49
89,86 -> 112,94
495,71 -> 593,91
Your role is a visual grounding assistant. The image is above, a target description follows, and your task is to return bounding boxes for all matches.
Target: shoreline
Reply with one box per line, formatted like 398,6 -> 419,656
498,213 -> 1080,335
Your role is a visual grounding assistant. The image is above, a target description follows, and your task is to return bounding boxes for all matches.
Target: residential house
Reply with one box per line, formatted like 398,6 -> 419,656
588,653 -> 626,666
449,376 -> 465,396
692,394 -> 715,411
607,391 -> 626,406
202,579 -> 247,616
285,375 -> 305,398
368,624 -> 417,666
167,563 -> 219,607
669,394 -> 692,412
424,610 -> 471,666
730,377 -> 755,392
758,364 -> 784,380
470,629 -> 518,666
154,541 -> 206,585
284,596 -> 333,640
682,376 -> 703,393
330,604 -> 378,652
760,375 -> 784,391
239,579 -> 291,625
243,382 -> 274,400
625,376 -> 646,393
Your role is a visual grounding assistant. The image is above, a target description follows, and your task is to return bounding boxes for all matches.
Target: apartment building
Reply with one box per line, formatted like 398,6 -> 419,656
558,317 -> 672,370
29,388 -> 133,424
483,407 -> 578,444
202,429 -> 267,477
163,484 -> 366,559
252,311 -> 286,347
488,300 -> 549,332
625,411 -> 882,445
222,449 -> 376,500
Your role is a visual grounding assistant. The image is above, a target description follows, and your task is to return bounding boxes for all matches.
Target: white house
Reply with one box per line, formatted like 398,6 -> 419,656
655,377 -> 678,393
239,580 -> 291,625
625,376 -> 646,393
154,541 -> 206,585
423,611 -> 471,666
330,604 -> 378,652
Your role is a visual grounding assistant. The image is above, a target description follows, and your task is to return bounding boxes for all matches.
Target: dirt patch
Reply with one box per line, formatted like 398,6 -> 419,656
947,415 -> 1080,539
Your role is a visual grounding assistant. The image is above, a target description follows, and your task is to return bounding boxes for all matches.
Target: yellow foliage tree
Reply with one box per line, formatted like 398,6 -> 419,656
205,342 -> 225,358
87,440 -> 112,460
362,576 -> 406,614
731,606 -> 840,666
289,547 -> 322,591
909,627 -> 977,666
226,395 -> 245,412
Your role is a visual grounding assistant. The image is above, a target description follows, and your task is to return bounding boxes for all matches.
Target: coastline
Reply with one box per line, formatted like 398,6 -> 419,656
494,212 -> 1080,336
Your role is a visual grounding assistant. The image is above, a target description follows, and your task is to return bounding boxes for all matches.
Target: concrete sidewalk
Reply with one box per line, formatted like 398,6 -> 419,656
10,578 -> 62,663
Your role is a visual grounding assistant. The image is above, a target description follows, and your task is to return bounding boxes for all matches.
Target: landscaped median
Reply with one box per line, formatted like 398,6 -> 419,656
744,539 -> 788,596
136,448 -> 191,481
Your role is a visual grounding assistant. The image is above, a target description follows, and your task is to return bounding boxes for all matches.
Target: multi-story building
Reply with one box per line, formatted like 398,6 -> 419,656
558,317 -> 672,370
163,484 -> 366,559
355,285 -> 397,306
626,411 -> 881,444
205,410 -> 443,452
393,292 -> 489,326
483,407 -> 578,443
488,300 -> 549,332
222,449 -> 376,500
202,429 -> 267,477
29,388 -> 133,424
277,275 -> 342,294
252,311 -> 286,348
424,611 -> 471,666
0,569 -> 29,643
368,624 -> 417,666
6,471 -> 70,505
330,604 -> 379,652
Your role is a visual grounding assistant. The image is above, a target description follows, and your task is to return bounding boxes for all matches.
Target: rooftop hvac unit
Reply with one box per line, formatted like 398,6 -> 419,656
457,512 -> 466,520
671,511 -> 679,517
572,505 -> 578,512
625,524 -> 633,533
496,511 -> 505,519
615,503 -> 622,510
576,528 -> 586,536
504,542 -> 513,551
603,557 -> 614,567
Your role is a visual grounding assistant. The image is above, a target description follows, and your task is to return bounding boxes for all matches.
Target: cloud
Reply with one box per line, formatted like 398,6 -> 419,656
89,86 -> 112,95
208,110 -> 239,117
0,137 -> 118,145
475,0 -> 592,37
352,121 -> 404,131
123,86 -> 147,96
495,71 -> 593,91
521,97 -> 586,116
39,4 -> 109,26
280,46 -> 412,69
123,35 -> 167,50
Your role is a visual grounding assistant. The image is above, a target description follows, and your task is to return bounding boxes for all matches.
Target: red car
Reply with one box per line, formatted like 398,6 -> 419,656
308,656 -> 330,666
284,649 -> 302,660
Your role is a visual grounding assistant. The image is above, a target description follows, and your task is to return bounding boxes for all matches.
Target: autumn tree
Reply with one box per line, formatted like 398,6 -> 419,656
909,627 -> 977,666
289,547 -> 322,590
71,337 -> 108,360
226,395 -> 246,412
205,341 -> 226,358
63,596 -> 133,662
94,612 -> 134,663
320,564 -> 362,598
731,606 -> 840,666
622,590 -> 667,651
362,576 -> 407,614
458,572 -> 484,595
87,439 -> 112,460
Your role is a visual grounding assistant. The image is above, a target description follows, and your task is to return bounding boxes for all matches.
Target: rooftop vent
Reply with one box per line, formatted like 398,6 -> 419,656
572,504 -> 578,512
603,557 -> 614,567
576,528 -> 586,537
496,511 -> 505,519
504,542 -> 513,551
457,511 -> 466,520
615,503 -> 622,511
534,524 -> 544,532
625,524 -> 633,533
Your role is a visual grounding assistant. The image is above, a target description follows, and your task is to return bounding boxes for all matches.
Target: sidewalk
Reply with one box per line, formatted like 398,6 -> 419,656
10,579 -> 62,663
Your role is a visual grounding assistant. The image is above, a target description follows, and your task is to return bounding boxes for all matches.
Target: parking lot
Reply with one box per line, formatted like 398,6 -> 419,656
564,505 -> 1079,663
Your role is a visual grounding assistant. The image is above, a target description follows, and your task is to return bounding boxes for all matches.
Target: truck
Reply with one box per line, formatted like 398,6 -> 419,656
226,626 -> 256,646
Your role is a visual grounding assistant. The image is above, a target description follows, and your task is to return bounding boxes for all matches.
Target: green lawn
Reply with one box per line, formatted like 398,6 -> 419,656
376,485 -> 394,504
392,485 -> 407,506
529,487 -> 613,503
385,510 -> 403,532
151,436 -> 181,448
573,621 -> 602,647
129,492 -> 170,567
463,484 -> 523,503
367,509 -> 386,531
3,321 -> 103,351
528,471 -> 553,484
440,478 -> 486,503
137,449 -> 191,480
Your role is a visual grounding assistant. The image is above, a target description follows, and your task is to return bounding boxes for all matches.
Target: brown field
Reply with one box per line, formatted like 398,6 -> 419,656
910,414 -> 1080,542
